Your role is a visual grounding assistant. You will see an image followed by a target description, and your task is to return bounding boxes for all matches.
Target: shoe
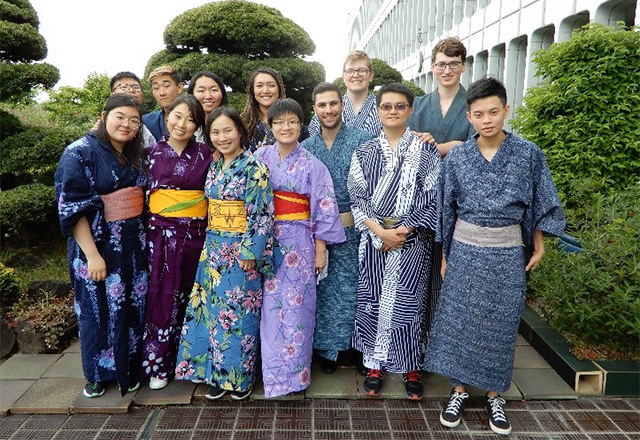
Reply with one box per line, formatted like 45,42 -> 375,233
149,377 -> 168,390
440,388 -> 469,428
230,387 -> 253,400
402,371 -> 423,400
486,394 -> 512,435
127,381 -> 140,393
363,369 -> 384,396
354,351 -> 369,377
83,381 -> 105,398
191,378 -> 206,384
321,357 -> 338,374
205,383 -> 227,400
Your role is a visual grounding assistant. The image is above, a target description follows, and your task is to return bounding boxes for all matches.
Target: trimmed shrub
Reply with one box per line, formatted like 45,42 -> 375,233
0,183 -> 56,238
0,109 -> 25,140
0,263 -> 20,309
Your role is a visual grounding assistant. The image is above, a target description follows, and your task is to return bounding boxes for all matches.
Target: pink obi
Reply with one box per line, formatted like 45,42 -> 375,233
99,187 -> 144,222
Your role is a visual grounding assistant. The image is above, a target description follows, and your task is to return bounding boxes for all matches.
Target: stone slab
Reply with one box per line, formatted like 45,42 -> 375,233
516,334 -> 529,346
11,377 -> 85,414
42,352 -> 84,378
0,380 -> 35,415
512,368 -> 577,400
305,364 -> 358,398
514,345 -> 553,369
467,380 -> 522,400
0,354 -> 62,380
70,381 -> 136,414
133,379 -> 195,405
64,339 -> 81,353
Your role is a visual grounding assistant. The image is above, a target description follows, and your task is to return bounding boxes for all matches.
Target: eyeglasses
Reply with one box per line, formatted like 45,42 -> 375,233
113,83 -> 142,93
343,68 -> 370,77
432,61 -> 463,71
112,114 -> 141,128
272,119 -> 301,128
378,102 -> 410,112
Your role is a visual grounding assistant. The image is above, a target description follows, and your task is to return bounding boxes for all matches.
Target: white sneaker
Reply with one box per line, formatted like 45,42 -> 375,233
149,377 -> 168,390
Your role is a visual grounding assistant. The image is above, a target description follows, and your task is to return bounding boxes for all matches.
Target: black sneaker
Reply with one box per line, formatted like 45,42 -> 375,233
321,357 -> 338,374
402,371 -> 423,400
205,383 -> 227,400
354,351 -> 369,377
83,381 -> 105,398
485,394 -> 512,435
440,388 -> 469,428
363,369 -> 384,396
230,387 -> 253,401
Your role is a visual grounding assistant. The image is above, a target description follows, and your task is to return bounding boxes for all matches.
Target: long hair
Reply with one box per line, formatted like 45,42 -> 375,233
240,67 -> 286,141
187,71 -> 228,107
94,94 -> 144,170
205,106 -> 250,152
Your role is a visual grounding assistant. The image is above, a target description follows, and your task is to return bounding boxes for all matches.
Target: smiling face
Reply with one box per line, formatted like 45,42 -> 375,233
253,73 -> 280,111
467,96 -> 509,141
432,52 -> 466,89
166,102 -> 198,144
103,106 -> 141,151
193,76 -> 224,116
343,59 -> 373,94
271,112 -> 301,148
313,91 -> 343,130
377,92 -> 413,131
209,114 -> 243,161
151,74 -> 183,111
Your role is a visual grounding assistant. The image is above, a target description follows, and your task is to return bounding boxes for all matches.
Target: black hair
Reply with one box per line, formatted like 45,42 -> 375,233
267,98 -> 304,126
109,71 -> 142,91
241,67 -> 286,139
187,71 -> 229,106
376,83 -> 415,107
204,106 -> 250,151
312,82 -> 343,103
466,77 -> 508,108
94,94 -> 143,170
166,95 -> 206,134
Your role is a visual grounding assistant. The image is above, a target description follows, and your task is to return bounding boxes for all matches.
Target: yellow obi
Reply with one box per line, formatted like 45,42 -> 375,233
208,200 -> 246,233
149,189 -> 207,218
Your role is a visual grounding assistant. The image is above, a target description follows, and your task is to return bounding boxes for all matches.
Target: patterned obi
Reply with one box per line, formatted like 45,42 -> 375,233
340,211 -> 355,228
99,187 -> 143,222
381,216 -> 401,229
148,189 -> 207,218
274,190 -> 310,221
453,218 -> 523,247
207,200 -> 246,233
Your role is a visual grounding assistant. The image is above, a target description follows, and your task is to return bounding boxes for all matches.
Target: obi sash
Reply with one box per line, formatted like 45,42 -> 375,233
274,190 -> 311,221
453,218 -> 523,247
208,200 -> 246,233
99,187 -> 143,222
340,211 -> 355,228
381,216 -> 401,229
148,189 -> 207,218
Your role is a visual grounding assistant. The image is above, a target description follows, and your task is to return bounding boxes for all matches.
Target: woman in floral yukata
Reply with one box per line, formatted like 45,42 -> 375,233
141,95 -> 210,390
255,98 -> 345,398
175,106 -> 277,401
55,94 -> 148,398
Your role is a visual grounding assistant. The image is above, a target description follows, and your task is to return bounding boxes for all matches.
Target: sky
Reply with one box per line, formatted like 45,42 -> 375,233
29,0 -> 356,91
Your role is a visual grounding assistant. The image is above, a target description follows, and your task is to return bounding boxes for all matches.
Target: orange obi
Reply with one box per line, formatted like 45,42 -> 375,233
99,187 -> 143,222
208,200 -> 246,233
274,190 -> 311,221
149,189 -> 207,218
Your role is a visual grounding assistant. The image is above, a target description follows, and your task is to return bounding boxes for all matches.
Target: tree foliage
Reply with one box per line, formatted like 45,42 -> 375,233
512,23 -> 640,193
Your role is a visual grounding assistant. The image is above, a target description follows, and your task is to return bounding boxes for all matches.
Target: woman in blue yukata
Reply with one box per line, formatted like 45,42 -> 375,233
55,94 -> 148,398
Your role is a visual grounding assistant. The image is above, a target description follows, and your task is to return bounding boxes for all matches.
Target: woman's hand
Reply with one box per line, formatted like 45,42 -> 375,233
87,253 -> 107,282
238,259 -> 256,272
315,239 -> 327,275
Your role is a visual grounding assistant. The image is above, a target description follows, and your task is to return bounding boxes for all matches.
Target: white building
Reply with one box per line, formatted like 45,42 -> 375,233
348,0 -> 638,115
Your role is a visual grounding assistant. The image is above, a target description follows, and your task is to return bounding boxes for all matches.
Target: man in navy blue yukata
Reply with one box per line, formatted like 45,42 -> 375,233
302,82 -> 374,377
142,65 -> 184,141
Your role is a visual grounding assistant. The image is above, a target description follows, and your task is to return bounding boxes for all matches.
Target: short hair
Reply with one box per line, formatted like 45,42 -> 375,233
167,94 -> 206,131
187,71 -> 228,106
110,71 -> 142,91
376,83 -> 415,107
148,65 -> 181,86
312,82 -> 343,104
343,50 -> 373,72
204,106 -> 249,151
466,77 -> 508,108
431,37 -> 467,62
267,98 -> 304,126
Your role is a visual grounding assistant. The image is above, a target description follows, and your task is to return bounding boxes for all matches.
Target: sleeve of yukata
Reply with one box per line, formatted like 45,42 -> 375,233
54,140 -> 103,238
435,155 -> 458,259
239,160 -> 274,261
310,158 -> 346,245
401,144 -> 441,230
529,148 -> 566,238
347,150 -> 384,250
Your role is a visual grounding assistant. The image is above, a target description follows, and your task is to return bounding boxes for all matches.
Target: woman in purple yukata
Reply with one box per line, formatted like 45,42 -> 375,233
255,98 -> 346,398
142,95 -> 211,390
55,94 -> 148,398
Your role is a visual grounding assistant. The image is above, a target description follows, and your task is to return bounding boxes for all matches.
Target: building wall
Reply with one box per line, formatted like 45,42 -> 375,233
348,0 -> 638,119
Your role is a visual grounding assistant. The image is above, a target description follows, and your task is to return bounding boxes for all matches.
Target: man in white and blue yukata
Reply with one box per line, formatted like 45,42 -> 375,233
302,82 -> 374,376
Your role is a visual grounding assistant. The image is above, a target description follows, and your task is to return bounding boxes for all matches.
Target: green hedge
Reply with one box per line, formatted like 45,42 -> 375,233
0,262 -> 20,308
0,183 -> 56,236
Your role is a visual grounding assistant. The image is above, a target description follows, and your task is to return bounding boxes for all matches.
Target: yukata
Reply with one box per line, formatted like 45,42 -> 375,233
348,129 -> 441,373
309,92 -> 382,138
175,150 -> 276,392
423,133 -> 565,392
248,120 -> 310,152
255,144 -> 345,398
141,139 -> 212,381
407,85 -> 475,336
301,124 -> 374,362
55,133 -> 148,395
142,110 -> 168,142
141,125 -> 157,148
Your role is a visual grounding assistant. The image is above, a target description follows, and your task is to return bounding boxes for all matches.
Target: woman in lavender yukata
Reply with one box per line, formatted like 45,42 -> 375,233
255,98 -> 346,398
142,95 -> 211,390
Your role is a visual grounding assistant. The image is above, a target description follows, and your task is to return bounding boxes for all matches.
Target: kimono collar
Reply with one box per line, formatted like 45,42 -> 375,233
378,128 -> 417,170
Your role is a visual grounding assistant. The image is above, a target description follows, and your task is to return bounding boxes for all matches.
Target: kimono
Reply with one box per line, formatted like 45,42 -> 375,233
54,133 -> 148,394
248,120 -> 310,152
309,92 -> 383,138
175,150 -> 276,392
423,133 -> 565,392
348,129 -> 441,373
141,139 -> 212,381
255,144 -> 345,397
301,125 -> 375,361
142,110 -> 168,142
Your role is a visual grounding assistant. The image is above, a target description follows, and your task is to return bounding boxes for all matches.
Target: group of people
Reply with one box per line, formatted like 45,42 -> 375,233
55,37 -> 565,436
